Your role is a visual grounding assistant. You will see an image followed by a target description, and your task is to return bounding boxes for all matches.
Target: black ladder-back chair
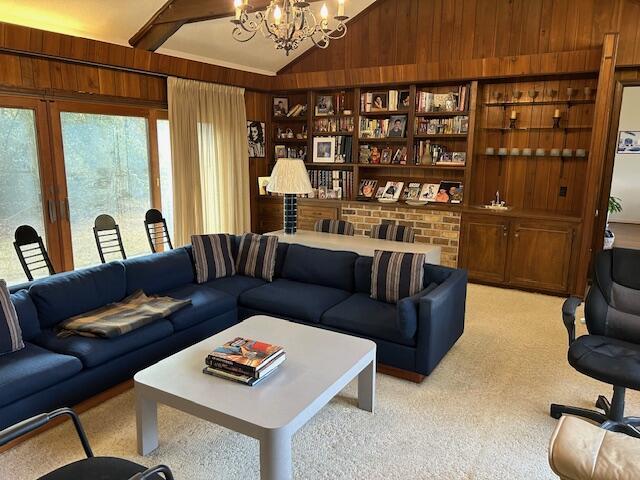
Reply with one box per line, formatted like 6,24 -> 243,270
370,223 -> 416,243
551,247 -> 640,438
0,407 -> 173,479
144,209 -> 173,253
314,219 -> 355,236
93,214 -> 126,264
13,225 -> 55,281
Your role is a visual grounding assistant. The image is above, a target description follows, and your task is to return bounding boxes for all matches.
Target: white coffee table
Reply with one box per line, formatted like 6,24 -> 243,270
134,315 -> 376,480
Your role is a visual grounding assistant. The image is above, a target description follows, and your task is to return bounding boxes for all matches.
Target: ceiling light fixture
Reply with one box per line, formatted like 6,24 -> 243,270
231,0 -> 349,56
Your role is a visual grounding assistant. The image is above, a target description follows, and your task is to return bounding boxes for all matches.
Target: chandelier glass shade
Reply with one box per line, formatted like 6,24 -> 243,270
231,1 -> 348,55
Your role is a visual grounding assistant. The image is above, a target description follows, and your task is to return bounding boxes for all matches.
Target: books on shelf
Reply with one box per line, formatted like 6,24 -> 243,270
416,85 -> 469,113
204,337 -> 286,386
360,115 -> 408,139
286,104 -> 307,118
314,117 -> 354,133
414,141 -> 465,166
308,169 -> 353,199
415,116 -> 469,135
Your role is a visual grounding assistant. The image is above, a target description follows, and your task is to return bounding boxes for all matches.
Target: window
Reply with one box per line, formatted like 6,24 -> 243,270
60,112 -> 152,268
157,119 -> 174,239
0,107 -> 46,284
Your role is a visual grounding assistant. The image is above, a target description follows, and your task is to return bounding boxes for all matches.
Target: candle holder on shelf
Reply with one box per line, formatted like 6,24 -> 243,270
552,109 -> 562,128
566,87 -> 574,102
509,110 -> 517,129
512,90 -> 522,102
528,90 -> 539,102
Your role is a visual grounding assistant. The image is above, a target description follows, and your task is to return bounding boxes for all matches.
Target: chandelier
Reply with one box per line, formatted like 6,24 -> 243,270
231,0 -> 348,55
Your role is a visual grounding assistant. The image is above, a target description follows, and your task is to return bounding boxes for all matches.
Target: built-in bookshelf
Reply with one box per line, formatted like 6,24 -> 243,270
265,82 -> 477,206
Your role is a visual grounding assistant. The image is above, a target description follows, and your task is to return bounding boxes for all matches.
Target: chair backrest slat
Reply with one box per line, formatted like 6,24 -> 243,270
370,224 -> 416,243
314,219 -> 355,236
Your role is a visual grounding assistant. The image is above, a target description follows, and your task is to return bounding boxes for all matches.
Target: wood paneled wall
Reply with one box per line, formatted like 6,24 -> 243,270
280,0 -> 640,75
245,91 -> 271,232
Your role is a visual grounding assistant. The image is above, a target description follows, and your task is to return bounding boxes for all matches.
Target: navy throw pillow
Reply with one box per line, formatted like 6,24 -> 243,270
236,233 -> 278,282
0,280 -> 24,355
371,250 -> 425,304
191,234 -> 236,284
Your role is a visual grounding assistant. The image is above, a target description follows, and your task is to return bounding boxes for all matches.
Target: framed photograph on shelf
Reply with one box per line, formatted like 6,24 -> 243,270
247,121 -> 265,158
381,148 -> 393,164
370,92 -> 388,111
275,145 -> 287,159
387,115 -> 407,138
419,183 -> 440,202
313,137 -> 336,163
273,97 -> 289,117
617,131 -> 640,153
315,95 -> 334,116
358,179 -> 378,199
398,90 -> 411,110
257,177 -> 270,195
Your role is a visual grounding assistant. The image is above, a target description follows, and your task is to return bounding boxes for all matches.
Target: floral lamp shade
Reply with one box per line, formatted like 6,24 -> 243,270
267,158 -> 312,195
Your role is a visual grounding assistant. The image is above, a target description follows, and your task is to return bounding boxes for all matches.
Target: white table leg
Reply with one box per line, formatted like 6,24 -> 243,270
358,359 -> 376,413
136,388 -> 158,455
260,429 -> 292,480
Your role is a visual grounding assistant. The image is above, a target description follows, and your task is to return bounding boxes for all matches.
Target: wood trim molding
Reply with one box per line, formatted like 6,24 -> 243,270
273,49 -> 603,90
575,33 -> 619,295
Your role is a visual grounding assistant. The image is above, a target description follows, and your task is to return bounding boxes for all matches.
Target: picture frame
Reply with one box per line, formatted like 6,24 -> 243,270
247,121 -> 266,158
398,90 -> 411,110
387,115 -> 407,138
275,145 -> 287,159
381,148 -> 393,164
313,137 -> 336,163
370,92 -> 388,111
273,97 -> 289,117
257,177 -> 270,195
315,95 -> 334,116
358,179 -> 378,199
617,131 -> 640,153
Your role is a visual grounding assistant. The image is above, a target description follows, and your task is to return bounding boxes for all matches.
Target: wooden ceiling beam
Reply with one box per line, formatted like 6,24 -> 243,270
130,0 -> 324,51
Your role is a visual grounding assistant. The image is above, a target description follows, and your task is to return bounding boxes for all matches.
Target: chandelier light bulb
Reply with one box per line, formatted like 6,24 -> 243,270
234,0 -> 242,20
338,0 -> 345,17
320,3 -> 329,20
274,5 -> 282,25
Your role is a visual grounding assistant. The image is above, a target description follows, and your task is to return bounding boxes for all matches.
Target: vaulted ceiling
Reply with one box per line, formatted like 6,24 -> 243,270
0,0 -> 375,75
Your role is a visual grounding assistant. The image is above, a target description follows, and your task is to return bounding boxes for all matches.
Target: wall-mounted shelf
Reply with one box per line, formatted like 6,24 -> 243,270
359,137 -> 408,142
483,99 -> 595,107
273,138 -> 308,143
272,116 -> 307,122
360,110 -> 410,116
312,131 -> 354,136
415,111 -> 469,117
483,126 -> 593,131
414,133 -> 468,139
359,163 -> 466,170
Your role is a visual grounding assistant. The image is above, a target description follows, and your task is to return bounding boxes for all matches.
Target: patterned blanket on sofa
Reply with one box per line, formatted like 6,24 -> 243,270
57,290 -> 191,338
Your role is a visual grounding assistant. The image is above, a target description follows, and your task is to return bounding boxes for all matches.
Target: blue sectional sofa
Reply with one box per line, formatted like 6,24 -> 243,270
1,238 -> 467,429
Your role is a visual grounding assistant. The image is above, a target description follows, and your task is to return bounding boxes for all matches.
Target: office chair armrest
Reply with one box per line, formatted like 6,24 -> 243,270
0,407 -> 93,457
129,465 -> 174,480
562,296 -> 582,345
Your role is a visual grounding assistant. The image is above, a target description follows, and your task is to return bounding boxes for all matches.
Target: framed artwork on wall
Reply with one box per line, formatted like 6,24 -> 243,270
247,121 -> 265,158
617,131 -> 640,153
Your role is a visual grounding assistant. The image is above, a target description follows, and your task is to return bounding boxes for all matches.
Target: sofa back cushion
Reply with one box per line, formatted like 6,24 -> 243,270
29,262 -> 127,328
356,256 -> 453,294
124,248 -> 195,295
11,290 -> 40,342
282,244 -> 358,292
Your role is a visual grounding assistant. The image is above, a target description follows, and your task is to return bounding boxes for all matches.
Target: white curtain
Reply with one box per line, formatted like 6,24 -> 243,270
168,77 -> 251,245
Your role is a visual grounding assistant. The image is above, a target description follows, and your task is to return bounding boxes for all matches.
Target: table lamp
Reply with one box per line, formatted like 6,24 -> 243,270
267,158 -> 312,234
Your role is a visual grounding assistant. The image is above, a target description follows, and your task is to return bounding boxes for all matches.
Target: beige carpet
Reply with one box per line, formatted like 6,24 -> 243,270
3,284 -> 639,479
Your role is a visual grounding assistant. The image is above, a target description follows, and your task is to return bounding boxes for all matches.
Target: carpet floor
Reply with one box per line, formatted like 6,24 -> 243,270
2,284 -> 639,479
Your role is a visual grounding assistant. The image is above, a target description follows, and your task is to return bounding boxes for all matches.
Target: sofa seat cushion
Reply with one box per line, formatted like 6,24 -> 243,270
204,275 -> 266,298
239,279 -> 351,324
33,320 -> 174,368
0,342 -> 83,407
162,284 -> 236,331
321,293 -> 417,347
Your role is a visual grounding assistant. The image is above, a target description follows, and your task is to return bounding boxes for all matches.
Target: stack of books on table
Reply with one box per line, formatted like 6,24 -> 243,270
203,337 -> 285,386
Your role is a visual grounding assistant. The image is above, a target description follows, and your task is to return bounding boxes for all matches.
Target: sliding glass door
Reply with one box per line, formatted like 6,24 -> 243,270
55,105 -> 154,269
0,97 -> 60,284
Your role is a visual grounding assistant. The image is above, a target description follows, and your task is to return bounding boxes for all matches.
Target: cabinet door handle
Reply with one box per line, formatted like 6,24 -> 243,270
503,226 -> 508,237
48,199 -> 57,223
515,233 -> 519,238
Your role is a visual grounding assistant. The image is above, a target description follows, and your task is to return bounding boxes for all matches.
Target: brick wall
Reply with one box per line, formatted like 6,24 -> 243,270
341,203 -> 461,267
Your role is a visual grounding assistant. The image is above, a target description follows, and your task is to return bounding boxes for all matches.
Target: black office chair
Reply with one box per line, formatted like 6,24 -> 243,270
370,223 -> 416,243
314,219 -> 355,235
551,248 -> 640,438
0,408 -> 173,479
13,225 -> 56,281
144,209 -> 173,253
93,214 -> 127,263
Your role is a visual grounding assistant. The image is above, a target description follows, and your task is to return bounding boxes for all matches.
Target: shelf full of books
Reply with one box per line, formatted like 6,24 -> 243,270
313,116 -> 354,134
204,337 -> 285,386
414,141 -> 467,167
360,116 -> 408,139
308,169 -> 354,200
416,84 -> 469,113
360,89 -> 411,113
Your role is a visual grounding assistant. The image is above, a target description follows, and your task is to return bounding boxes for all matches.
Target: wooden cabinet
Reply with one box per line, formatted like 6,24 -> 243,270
508,221 -> 576,293
256,199 -> 283,234
297,204 -> 340,231
460,216 -> 509,283
460,213 -> 579,295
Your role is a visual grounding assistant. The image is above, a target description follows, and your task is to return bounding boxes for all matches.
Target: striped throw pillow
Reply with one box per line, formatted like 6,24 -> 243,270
371,250 -> 425,304
370,224 -> 415,243
191,234 -> 236,284
0,280 -> 24,355
236,234 -> 278,282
